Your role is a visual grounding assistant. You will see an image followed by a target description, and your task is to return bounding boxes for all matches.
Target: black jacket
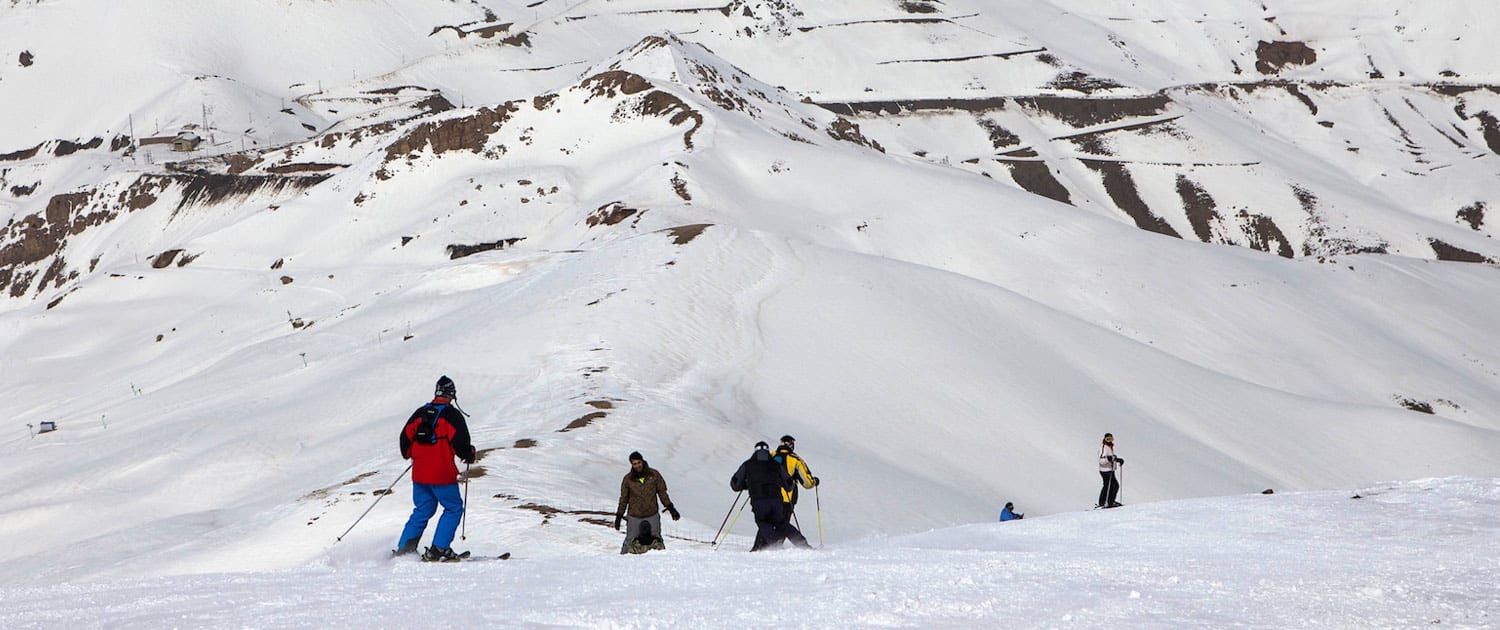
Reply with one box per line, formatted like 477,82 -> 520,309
731,449 -> 792,499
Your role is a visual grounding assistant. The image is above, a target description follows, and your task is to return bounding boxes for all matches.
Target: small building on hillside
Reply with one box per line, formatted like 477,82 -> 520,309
171,131 -> 202,152
139,128 -> 204,152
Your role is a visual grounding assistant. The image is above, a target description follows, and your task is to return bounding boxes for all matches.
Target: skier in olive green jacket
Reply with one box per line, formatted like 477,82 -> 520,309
615,451 -> 680,554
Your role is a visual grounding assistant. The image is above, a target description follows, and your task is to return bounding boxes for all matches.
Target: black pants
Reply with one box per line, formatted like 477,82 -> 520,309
1099,470 -> 1120,507
750,497 -> 786,551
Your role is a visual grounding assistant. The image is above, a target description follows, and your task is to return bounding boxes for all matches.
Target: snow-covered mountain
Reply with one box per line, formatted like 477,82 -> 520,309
2,0 -> 1498,611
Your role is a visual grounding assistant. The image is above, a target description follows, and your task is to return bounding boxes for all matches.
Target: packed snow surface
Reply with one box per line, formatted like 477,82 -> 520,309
0,478 -> 1495,628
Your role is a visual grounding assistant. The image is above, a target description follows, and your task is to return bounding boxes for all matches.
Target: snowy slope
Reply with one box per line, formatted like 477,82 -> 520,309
0,0 -> 1498,598
1,478 -> 1496,628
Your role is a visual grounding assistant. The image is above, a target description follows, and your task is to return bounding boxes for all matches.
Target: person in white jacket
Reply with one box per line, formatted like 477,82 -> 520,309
1097,432 -> 1124,508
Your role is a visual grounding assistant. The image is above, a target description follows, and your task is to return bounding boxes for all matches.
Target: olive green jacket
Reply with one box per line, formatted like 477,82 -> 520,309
618,466 -> 673,518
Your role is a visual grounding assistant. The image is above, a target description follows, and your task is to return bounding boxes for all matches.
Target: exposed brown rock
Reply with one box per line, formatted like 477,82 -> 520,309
1457,202 -> 1486,230
54,137 -> 103,157
976,117 -> 1020,150
1175,176 -> 1221,242
1397,398 -> 1434,414
501,31 -> 531,47
0,143 -> 43,162
1282,84 -> 1318,115
1428,238 -> 1491,263
1237,211 -> 1295,258
639,91 -> 705,149
383,102 -> 519,161
587,202 -> 639,227
559,411 -> 607,432
446,238 -> 524,259
1473,111 -> 1500,155
224,153 -> 257,175
583,70 -> 653,99
318,120 -> 401,150
667,224 -> 710,245
35,256 -> 73,294
670,174 -> 691,201
1004,161 -> 1071,205
265,162 -> 344,174
119,175 -> 171,210
1082,160 -> 1181,238
2,172 -> 326,299
1256,41 -> 1317,75
472,23 -> 512,39
0,193 -> 88,294
827,118 -> 884,152
151,249 -> 184,269
175,173 -> 332,210
1046,71 -> 1126,94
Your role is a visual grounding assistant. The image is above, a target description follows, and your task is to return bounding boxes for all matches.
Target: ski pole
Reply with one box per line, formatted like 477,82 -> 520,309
715,495 -> 750,551
1117,461 -> 1124,505
711,491 -> 743,546
815,485 -> 823,547
335,463 -> 412,543
461,462 -> 471,541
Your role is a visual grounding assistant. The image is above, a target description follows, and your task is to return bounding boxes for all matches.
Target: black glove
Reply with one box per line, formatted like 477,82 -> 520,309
462,446 -> 477,464
811,476 -> 820,487
1116,458 -> 1124,466
665,505 -> 680,521
613,513 -> 623,530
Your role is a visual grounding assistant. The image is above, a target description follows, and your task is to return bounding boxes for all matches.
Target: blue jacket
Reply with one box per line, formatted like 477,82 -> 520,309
999,506 -> 1023,521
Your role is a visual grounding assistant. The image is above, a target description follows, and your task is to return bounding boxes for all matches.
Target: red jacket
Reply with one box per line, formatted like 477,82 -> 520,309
399,398 -> 476,485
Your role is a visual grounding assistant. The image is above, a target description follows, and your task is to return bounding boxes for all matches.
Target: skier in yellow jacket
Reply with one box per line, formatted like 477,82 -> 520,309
772,435 -> 819,519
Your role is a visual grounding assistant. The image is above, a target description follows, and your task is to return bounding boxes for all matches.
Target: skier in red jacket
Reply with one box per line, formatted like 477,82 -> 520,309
394,375 -> 476,561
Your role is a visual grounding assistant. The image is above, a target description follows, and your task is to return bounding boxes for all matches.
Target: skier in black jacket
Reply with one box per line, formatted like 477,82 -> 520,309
730,441 -> 804,551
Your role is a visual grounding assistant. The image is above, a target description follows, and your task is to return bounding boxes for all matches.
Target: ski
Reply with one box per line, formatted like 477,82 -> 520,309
436,551 -> 514,562
408,550 -> 510,562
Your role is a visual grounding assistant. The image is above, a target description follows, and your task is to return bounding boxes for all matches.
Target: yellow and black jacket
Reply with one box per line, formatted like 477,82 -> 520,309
773,446 -> 817,505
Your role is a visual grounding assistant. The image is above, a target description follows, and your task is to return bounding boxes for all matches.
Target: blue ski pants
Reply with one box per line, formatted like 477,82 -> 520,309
398,482 -> 464,550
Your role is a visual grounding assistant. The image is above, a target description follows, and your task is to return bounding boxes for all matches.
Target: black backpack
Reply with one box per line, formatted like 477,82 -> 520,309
744,456 -> 784,499
412,404 -> 448,445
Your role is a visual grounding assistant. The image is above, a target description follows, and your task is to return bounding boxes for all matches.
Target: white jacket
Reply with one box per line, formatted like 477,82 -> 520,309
1098,442 -> 1119,472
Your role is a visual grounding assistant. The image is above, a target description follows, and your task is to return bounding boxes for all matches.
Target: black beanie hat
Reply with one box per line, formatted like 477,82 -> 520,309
754,441 -> 769,450
435,375 -> 457,399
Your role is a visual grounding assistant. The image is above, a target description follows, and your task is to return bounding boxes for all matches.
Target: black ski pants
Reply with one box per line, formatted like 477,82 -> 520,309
750,496 -> 792,551
1099,470 -> 1120,507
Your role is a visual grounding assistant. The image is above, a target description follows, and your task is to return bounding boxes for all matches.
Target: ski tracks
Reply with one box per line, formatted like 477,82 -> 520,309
661,227 -> 802,444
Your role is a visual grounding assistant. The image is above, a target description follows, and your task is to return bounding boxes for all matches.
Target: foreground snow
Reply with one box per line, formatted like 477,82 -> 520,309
2,478 -> 1494,629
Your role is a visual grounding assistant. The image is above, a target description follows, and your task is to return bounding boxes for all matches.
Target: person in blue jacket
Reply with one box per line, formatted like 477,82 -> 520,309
999,501 -> 1024,521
